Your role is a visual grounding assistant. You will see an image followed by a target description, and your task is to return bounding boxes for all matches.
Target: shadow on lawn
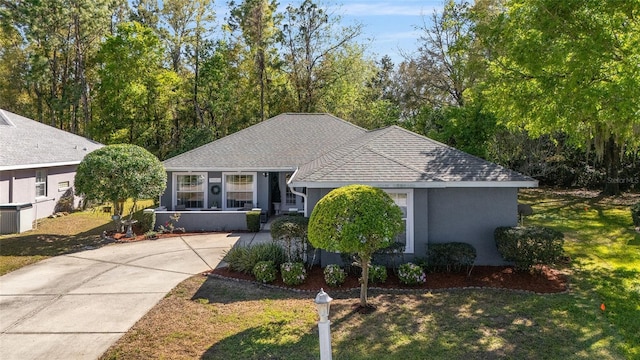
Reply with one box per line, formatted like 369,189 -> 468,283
0,222 -> 114,257
193,276 -> 622,359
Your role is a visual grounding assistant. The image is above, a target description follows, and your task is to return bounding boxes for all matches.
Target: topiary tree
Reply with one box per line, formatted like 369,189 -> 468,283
308,184 -> 404,309
75,144 -> 166,223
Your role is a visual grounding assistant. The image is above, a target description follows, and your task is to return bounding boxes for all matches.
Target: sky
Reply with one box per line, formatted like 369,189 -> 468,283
334,1 -> 444,64
214,0 -> 445,66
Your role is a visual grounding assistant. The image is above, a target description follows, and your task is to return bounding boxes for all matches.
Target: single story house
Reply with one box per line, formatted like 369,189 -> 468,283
0,109 -> 103,233
160,113 -> 537,265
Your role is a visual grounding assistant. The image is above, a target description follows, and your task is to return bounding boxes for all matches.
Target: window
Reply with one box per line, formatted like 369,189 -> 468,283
35,170 -> 47,197
385,189 -> 414,254
175,173 -> 206,208
224,173 -> 256,209
285,173 -> 296,205
58,181 -> 70,191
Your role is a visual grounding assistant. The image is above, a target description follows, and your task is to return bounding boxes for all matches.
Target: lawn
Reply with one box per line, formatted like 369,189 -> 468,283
0,200 -> 153,275
101,189 -> 640,360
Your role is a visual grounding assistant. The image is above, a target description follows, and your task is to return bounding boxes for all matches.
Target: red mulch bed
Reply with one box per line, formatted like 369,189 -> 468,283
211,264 -> 568,294
108,228 -> 568,294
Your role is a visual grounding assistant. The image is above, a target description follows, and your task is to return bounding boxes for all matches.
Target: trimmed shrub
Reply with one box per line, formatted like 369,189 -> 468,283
281,262 -> 306,285
494,226 -> 565,271
246,210 -> 261,232
222,243 -> 287,274
132,209 -> 156,233
368,265 -> 387,284
323,264 -> 346,287
253,261 -> 277,283
631,202 -> 640,227
398,262 -> 426,285
427,242 -> 476,275
270,216 -> 309,262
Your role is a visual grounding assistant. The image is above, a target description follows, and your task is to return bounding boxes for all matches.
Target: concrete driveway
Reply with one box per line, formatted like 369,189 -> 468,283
0,232 -> 269,360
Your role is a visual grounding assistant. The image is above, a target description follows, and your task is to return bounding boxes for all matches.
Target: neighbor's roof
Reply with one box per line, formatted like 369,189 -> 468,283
0,109 -> 103,171
163,113 -> 367,171
289,126 -> 537,188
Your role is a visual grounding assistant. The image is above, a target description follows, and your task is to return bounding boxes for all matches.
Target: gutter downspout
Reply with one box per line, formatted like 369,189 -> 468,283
287,167 -> 308,217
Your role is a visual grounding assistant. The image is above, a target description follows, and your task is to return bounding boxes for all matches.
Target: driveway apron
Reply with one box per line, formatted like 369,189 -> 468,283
0,232 -> 268,360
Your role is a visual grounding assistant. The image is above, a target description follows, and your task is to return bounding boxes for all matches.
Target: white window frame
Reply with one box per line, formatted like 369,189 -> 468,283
222,172 -> 258,210
58,181 -> 70,192
285,173 -> 297,206
384,189 -> 414,254
173,172 -> 207,209
35,169 -> 47,198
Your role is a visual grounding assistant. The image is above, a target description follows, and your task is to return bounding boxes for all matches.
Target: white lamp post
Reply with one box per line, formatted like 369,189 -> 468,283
314,288 -> 333,360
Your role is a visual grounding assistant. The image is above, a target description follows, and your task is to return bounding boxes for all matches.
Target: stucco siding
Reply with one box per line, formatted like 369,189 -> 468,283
0,165 -> 80,221
0,171 -> 10,203
427,187 -> 518,265
413,189 -> 429,258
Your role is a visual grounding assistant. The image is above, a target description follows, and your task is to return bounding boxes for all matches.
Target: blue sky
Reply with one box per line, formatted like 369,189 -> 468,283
213,0 -> 444,66
336,1 -> 444,64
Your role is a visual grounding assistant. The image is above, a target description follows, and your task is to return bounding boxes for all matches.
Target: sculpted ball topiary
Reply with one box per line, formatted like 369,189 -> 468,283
74,144 -> 166,218
308,184 -> 404,308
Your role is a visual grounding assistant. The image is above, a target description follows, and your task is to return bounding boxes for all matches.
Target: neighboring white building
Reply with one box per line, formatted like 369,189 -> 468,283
0,109 -> 103,233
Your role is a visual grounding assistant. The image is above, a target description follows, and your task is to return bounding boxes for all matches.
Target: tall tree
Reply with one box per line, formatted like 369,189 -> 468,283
3,0 -> 119,134
229,0 -> 281,121
93,21 -> 181,157
406,0 -> 478,108
282,0 -> 361,112
477,0 -> 640,194
317,45 -> 399,129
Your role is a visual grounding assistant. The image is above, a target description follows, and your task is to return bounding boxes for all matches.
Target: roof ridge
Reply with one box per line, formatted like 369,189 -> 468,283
296,127 -> 420,180
386,125 -> 525,175
165,113 -> 367,163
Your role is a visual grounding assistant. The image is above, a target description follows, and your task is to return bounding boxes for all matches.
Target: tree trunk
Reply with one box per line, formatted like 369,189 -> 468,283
602,135 -> 621,196
359,254 -> 370,307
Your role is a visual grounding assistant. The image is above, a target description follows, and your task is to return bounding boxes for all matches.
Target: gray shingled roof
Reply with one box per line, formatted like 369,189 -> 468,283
163,113 -> 367,171
0,109 -> 103,170
290,126 -> 536,187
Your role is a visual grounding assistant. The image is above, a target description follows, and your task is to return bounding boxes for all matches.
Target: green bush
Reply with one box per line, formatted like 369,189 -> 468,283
427,242 -> 476,274
253,261 -> 277,283
631,202 -> 640,227
132,209 -> 156,233
280,262 -> 306,286
398,262 -> 426,285
222,243 -> 287,274
494,226 -> 565,271
368,265 -> 387,284
323,264 -> 346,287
246,210 -> 261,232
270,216 -> 309,262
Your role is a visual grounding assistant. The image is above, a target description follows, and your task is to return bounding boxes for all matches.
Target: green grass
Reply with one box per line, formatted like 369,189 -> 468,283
0,199 -> 154,275
101,189 -> 639,359
520,189 -> 640,358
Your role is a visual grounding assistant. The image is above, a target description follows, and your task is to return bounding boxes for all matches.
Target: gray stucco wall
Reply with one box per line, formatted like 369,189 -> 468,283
308,186 -> 518,266
427,187 -> 518,265
155,211 -> 248,232
413,188 -> 429,259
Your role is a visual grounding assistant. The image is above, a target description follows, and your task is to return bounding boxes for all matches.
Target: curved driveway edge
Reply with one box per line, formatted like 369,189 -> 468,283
0,232 -> 269,360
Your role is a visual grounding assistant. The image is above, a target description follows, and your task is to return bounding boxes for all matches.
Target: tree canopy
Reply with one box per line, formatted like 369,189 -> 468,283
308,184 -> 404,308
477,0 -> 640,193
74,144 -> 167,217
